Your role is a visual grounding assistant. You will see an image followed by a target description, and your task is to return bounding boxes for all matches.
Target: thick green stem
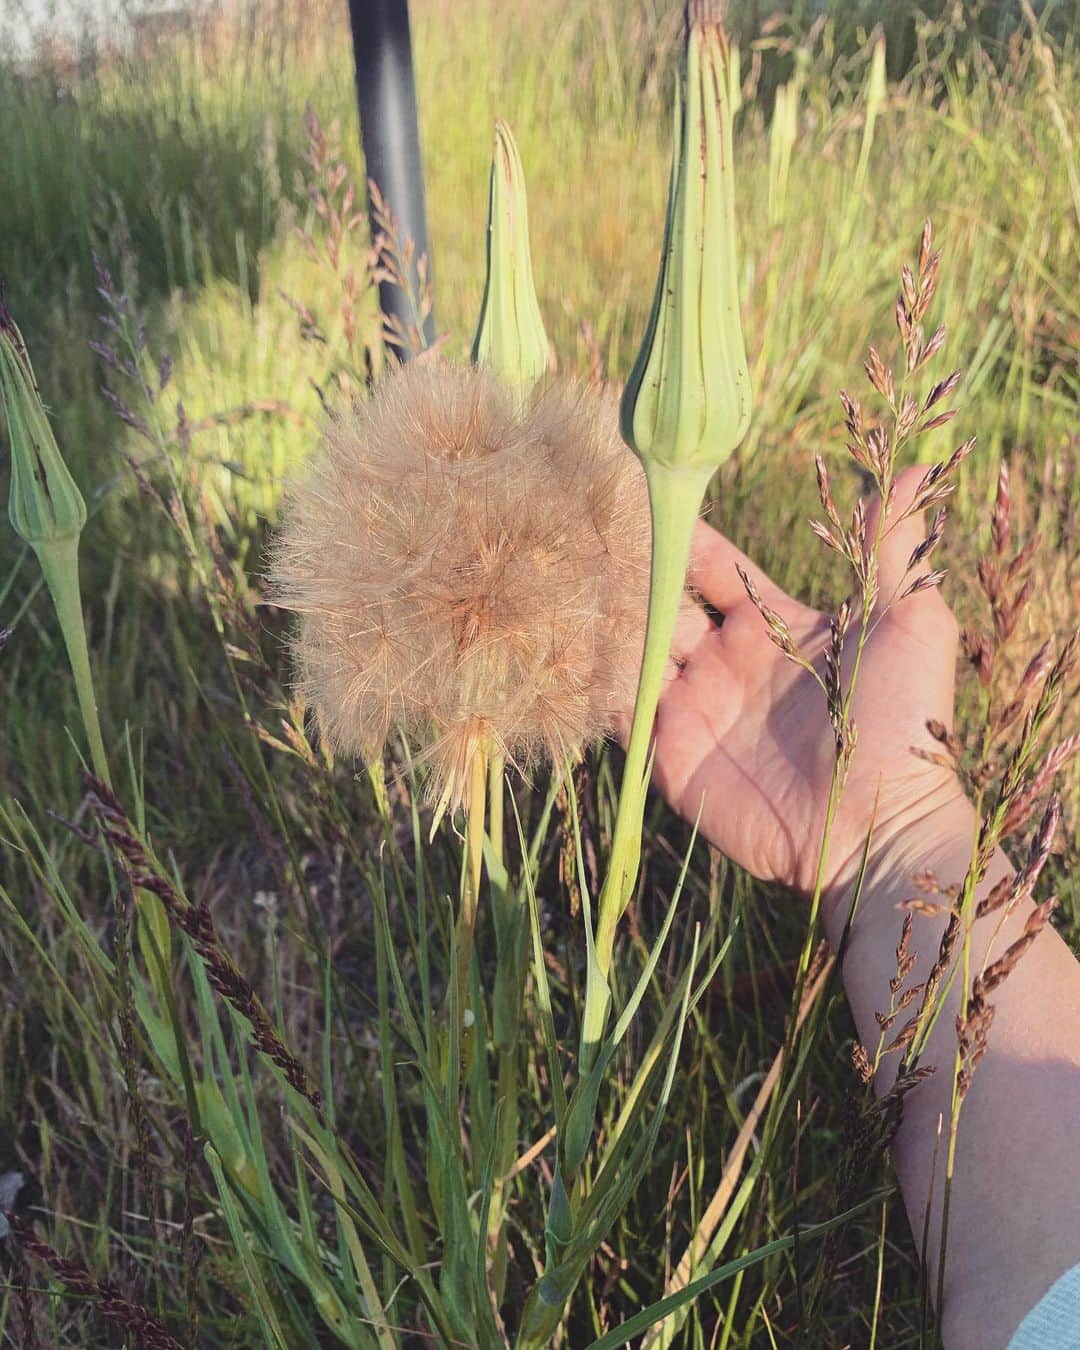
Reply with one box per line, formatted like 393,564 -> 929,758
485,747 -> 519,1297
463,746 -> 488,994
581,461 -> 709,1072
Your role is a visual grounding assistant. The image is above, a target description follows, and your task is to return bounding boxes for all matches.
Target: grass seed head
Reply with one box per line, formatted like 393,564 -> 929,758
270,360 -> 654,812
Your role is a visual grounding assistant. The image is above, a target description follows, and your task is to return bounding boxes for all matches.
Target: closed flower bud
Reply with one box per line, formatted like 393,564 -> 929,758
0,287 -> 113,794
1,290 -> 87,551
471,120 -> 551,398
620,0 -> 751,472
585,0 -> 753,1077
866,34 -> 888,132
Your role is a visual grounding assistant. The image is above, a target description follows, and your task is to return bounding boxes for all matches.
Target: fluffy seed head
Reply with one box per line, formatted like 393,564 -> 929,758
269,360 -> 656,811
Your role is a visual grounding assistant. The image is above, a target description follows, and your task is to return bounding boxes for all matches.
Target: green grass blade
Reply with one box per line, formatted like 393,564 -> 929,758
585,1192 -> 893,1350
510,790 -> 567,1128
205,1144 -> 293,1350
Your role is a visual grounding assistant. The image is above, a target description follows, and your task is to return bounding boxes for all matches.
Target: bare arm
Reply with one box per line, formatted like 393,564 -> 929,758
644,466 -> 1080,1347
828,817 -> 1080,1349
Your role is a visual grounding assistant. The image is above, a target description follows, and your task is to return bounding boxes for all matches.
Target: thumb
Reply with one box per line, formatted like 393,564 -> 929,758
866,464 -> 946,612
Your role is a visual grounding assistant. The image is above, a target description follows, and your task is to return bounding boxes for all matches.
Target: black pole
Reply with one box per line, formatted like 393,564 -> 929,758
348,0 -> 436,356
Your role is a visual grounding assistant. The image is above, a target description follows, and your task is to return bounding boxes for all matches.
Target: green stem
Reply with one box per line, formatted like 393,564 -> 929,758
39,541 -> 111,786
463,746 -> 488,999
582,461 -> 709,1072
485,747 -> 519,1298
453,746 -> 488,1097
933,797 -> 984,1333
40,541 -> 173,992
488,748 -> 505,865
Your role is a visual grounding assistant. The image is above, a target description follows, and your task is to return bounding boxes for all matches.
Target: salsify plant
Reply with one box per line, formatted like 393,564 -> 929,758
7,9 -> 1073,1350
268,359 -> 660,1208
1,55 -> 735,1342
274,6 -> 749,1339
0,284 -> 174,1004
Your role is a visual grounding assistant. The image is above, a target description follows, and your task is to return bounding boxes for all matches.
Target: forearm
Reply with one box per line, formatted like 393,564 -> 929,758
825,806 -> 1080,1350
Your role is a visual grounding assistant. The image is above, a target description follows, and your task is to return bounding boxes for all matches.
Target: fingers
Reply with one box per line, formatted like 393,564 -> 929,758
868,465 -> 956,626
688,518 -> 787,615
613,600 -> 716,746
867,465 -> 927,600
865,466 -> 960,702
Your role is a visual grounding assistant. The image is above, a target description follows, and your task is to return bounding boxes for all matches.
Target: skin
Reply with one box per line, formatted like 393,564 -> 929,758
640,467 -> 1080,1349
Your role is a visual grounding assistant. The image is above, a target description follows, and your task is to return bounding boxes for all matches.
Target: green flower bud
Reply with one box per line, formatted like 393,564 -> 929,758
471,120 -> 550,398
1,293 -> 87,550
866,34 -> 888,131
621,2 -> 751,472
1,288 -> 109,788
768,77 -> 800,227
2,289 -> 176,1005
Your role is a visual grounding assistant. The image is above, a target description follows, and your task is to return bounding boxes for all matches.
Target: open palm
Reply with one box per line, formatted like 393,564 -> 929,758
648,468 -> 969,898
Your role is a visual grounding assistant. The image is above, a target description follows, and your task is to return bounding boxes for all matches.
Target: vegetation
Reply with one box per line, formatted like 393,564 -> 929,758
0,0 -> 1077,1345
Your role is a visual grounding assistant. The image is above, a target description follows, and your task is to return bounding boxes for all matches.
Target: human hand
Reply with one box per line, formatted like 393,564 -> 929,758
644,465 -> 1080,1350
644,466 -> 973,908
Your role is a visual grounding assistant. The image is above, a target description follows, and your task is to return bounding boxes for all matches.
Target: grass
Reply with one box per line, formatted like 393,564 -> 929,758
0,0 -> 1078,1345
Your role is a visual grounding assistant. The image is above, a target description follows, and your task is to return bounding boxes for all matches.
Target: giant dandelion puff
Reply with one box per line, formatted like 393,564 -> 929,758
270,359 -> 659,817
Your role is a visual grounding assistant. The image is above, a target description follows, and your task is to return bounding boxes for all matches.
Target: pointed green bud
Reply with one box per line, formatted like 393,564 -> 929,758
866,34 -> 888,129
0,287 -> 111,789
767,77 -> 800,227
1,290 -> 176,982
621,0 -> 751,472
471,120 -> 550,398
1,292 -> 87,551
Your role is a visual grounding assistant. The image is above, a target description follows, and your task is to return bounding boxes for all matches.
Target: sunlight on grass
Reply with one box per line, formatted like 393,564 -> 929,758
0,1 -> 1077,1345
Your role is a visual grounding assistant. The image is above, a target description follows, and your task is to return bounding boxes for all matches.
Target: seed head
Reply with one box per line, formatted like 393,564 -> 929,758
270,361 -> 656,812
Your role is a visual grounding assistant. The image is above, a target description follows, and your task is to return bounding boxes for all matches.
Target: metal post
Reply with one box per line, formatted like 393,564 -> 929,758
348,0 -> 436,357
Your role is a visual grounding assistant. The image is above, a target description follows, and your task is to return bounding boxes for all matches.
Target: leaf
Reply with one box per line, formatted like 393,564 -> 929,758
510,791 -> 567,1129
205,1145 -> 292,1350
585,1192 -> 893,1349
292,1126 -> 396,1350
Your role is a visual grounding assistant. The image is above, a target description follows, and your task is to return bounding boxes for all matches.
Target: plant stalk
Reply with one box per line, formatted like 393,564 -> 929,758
452,744 -> 488,1094
38,543 -> 110,785
582,460 -> 708,1072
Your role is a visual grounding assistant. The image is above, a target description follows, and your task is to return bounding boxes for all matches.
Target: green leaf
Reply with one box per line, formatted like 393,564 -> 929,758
585,1193 -> 893,1350
292,1126 -> 397,1350
205,1144 -> 292,1350
510,791 -> 567,1129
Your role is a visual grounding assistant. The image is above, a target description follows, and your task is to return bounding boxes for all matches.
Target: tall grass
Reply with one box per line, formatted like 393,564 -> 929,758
0,0 -> 1077,1345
